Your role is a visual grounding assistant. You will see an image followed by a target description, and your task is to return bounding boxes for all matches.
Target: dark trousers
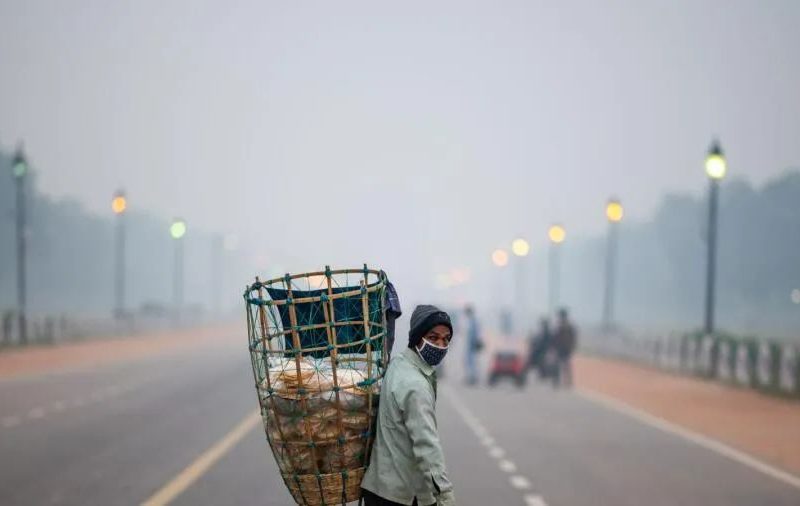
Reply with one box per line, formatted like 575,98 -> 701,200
361,488 -> 432,506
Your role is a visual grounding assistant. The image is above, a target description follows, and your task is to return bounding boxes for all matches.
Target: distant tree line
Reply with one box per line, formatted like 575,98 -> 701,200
555,170 -> 800,336
0,148 -> 248,321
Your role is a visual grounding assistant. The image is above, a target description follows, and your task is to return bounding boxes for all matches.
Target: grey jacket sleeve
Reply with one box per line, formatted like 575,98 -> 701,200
399,381 -> 455,504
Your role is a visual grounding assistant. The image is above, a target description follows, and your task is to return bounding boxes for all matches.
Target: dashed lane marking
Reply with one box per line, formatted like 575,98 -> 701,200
524,494 -> 548,506
2,380 -> 148,430
27,407 -> 45,419
510,475 -> 531,490
446,387 -> 546,505
499,459 -> 517,473
489,446 -> 506,459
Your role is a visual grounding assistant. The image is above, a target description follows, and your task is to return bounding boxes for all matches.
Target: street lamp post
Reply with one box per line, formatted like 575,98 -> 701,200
511,238 -> 530,333
547,224 -> 566,314
12,147 -> 28,344
491,248 -> 509,332
112,190 -> 127,319
704,140 -> 726,334
170,218 -> 187,325
603,199 -> 624,331
211,234 -> 223,317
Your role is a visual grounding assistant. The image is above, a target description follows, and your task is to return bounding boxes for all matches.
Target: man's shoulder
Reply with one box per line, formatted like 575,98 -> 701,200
386,352 -> 430,390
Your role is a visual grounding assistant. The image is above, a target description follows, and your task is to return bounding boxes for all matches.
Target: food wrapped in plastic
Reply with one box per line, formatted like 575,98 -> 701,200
274,442 -> 317,474
319,437 -> 367,472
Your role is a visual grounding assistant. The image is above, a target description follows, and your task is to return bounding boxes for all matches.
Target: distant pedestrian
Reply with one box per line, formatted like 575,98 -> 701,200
464,305 -> 483,386
553,308 -> 577,388
528,317 -> 556,381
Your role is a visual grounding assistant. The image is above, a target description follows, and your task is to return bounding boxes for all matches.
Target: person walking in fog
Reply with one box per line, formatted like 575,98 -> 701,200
528,317 -> 557,381
361,305 -> 456,506
464,305 -> 483,386
553,308 -> 577,388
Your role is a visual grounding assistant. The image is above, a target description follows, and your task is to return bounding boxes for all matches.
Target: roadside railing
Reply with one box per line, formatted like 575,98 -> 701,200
581,329 -> 800,399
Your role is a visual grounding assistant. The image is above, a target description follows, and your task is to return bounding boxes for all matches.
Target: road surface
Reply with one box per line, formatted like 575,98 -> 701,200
1,329 -> 798,505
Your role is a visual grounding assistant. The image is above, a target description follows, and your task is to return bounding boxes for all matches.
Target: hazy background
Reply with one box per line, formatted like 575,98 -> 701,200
1,0 -> 799,335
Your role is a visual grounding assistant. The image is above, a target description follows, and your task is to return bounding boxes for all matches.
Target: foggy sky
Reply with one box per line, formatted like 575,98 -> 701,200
1,0 -> 799,304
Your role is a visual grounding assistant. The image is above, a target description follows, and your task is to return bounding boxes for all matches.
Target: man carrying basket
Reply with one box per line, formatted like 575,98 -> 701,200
361,305 -> 456,506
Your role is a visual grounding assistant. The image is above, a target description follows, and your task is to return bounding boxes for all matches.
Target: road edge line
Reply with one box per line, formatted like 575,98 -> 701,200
576,388 -> 800,490
141,409 -> 261,506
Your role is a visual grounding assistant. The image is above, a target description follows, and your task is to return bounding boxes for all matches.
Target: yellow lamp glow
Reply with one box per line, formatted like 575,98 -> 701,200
112,195 -> 127,215
491,249 -> 509,267
548,225 -> 566,244
511,238 -> 530,257
705,141 -> 726,180
170,219 -> 187,239
606,200 -> 623,222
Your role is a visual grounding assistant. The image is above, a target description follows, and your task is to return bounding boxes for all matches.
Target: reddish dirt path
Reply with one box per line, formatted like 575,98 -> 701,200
575,355 -> 800,476
0,323 -> 240,380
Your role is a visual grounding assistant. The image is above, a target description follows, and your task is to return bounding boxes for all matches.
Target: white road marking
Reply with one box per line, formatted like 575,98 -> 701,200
1,381 -> 142,430
499,459 -> 517,473
524,494 -> 547,506
510,475 -> 531,490
447,387 -> 546,504
28,407 -> 46,419
577,389 -> 800,491
488,446 -> 505,459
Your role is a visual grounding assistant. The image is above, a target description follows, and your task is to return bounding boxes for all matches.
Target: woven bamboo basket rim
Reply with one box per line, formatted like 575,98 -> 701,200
244,267 -> 387,308
245,283 -> 385,308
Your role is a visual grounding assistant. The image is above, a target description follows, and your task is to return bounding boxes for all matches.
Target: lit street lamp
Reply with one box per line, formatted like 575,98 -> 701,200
171,218 -> 187,324
112,190 -> 127,319
704,140 -> 726,334
603,199 -> 623,331
12,146 -> 28,344
491,248 -> 509,268
547,224 -> 565,313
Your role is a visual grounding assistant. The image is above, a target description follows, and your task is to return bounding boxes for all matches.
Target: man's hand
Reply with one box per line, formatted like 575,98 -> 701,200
437,489 -> 456,506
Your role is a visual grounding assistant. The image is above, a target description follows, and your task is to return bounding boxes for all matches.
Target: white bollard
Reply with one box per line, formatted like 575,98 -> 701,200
779,345 -> 797,393
717,341 -> 732,381
756,342 -> 773,388
734,343 -> 751,385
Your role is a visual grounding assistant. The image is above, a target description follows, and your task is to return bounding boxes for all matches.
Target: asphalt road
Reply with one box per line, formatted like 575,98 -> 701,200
1,331 -> 799,506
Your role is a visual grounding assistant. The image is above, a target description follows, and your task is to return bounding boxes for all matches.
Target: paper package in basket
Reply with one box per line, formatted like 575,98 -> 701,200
259,357 -> 376,474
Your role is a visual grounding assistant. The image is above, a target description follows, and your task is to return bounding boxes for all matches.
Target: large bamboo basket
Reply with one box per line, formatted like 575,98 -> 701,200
244,266 -> 389,505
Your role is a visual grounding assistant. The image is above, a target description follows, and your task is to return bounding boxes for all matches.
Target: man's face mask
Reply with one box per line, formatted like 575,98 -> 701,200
417,338 -> 449,367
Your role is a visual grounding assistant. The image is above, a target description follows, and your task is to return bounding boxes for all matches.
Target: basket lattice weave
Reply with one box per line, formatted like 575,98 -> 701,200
244,266 -> 388,505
